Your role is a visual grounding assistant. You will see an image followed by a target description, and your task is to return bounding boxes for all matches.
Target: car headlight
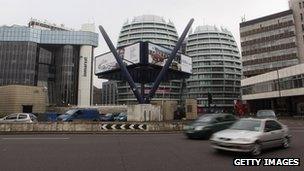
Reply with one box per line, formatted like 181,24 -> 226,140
194,126 -> 205,131
234,138 -> 252,142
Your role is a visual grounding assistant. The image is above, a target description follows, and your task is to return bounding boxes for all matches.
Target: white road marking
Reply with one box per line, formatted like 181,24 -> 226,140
2,137 -> 70,140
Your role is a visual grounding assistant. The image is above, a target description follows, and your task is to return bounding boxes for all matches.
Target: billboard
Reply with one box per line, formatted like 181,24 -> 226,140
95,43 -> 140,74
95,42 -> 192,76
148,43 -> 192,74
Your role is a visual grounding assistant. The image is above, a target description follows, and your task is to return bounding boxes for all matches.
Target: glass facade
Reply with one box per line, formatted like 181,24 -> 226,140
0,25 -> 98,106
186,26 -> 242,109
0,26 -> 98,46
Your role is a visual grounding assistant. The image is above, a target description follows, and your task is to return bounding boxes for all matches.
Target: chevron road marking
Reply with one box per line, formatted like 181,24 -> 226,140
101,124 -> 108,130
130,124 -> 135,130
111,124 -> 116,130
120,124 -> 126,130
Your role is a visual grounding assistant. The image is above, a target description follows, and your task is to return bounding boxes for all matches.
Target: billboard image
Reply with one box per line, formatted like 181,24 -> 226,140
148,43 -> 192,74
95,43 -> 140,74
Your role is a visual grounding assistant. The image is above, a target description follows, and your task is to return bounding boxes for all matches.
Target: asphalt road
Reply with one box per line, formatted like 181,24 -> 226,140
0,131 -> 303,171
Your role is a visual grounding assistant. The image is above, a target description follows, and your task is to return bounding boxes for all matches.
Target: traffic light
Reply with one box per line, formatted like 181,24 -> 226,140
208,92 -> 213,107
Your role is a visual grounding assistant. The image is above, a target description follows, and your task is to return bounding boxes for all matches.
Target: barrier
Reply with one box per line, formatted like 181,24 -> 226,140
0,121 -> 191,133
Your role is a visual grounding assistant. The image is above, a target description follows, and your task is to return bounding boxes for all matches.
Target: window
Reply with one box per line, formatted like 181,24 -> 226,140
301,13 -> 303,21
300,2 -> 302,9
18,114 -> 27,119
6,114 -> 18,120
264,121 -> 282,132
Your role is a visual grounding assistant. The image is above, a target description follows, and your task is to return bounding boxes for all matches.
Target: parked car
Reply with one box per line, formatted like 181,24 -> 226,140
0,113 -> 38,123
184,113 -> 237,139
210,118 -> 291,156
256,110 -> 277,119
100,113 -> 115,121
114,113 -> 127,122
57,109 -> 100,122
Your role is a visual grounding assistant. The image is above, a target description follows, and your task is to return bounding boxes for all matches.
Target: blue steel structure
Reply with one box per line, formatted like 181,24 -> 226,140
98,19 -> 194,104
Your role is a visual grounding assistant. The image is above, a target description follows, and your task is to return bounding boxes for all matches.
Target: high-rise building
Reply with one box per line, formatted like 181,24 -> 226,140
0,19 -> 98,107
115,15 -> 182,105
101,81 -> 118,105
240,10 -> 299,78
186,25 -> 242,110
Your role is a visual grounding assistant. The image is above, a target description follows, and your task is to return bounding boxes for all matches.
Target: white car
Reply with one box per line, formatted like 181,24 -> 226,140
210,118 -> 291,156
0,113 -> 38,123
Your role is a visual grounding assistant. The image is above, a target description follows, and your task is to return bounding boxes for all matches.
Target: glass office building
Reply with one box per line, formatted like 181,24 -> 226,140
186,25 -> 242,110
0,25 -> 98,106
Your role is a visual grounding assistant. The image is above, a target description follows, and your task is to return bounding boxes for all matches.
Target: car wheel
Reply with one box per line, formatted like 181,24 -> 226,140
251,142 -> 262,156
282,137 -> 290,149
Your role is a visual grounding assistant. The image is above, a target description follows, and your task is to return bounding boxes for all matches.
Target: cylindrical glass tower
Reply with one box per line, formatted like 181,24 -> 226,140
186,25 -> 242,110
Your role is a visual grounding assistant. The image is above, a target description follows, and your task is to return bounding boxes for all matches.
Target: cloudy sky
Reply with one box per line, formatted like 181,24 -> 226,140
1,0 -> 290,87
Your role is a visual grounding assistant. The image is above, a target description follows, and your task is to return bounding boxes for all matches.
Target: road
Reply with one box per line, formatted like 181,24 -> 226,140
0,131 -> 303,171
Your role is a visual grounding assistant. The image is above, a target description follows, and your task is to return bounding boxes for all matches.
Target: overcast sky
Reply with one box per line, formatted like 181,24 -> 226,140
1,0 -> 290,88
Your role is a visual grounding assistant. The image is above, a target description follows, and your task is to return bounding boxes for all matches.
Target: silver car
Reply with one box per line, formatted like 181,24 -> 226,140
0,113 -> 38,123
210,118 -> 291,156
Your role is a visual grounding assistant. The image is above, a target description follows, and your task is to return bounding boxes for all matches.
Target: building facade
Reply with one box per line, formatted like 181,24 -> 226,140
101,81 -> 118,105
0,85 -> 47,115
240,10 -> 299,78
186,25 -> 242,110
242,63 -> 304,115
289,0 -> 304,63
0,21 -> 98,107
115,15 -> 182,105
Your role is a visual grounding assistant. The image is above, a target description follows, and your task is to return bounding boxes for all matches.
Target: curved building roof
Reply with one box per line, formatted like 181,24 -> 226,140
117,15 -> 178,48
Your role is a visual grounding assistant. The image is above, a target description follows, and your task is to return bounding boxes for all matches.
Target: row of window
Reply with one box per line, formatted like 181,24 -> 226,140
242,74 -> 304,95
240,20 -> 294,37
241,31 -> 295,47
187,80 -> 240,86
242,42 -> 296,56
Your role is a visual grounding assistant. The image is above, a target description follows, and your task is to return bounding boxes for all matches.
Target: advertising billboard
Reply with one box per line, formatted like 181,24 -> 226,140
95,43 -> 140,74
148,43 -> 192,74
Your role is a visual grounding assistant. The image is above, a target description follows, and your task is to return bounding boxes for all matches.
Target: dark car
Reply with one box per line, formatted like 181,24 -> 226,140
100,113 -> 115,121
57,109 -> 100,122
184,113 -> 237,139
114,113 -> 127,122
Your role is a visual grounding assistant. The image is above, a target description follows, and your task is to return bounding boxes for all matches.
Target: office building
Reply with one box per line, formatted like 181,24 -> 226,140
240,10 -> 299,77
101,81 -> 118,105
0,19 -> 98,107
186,25 -> 242,110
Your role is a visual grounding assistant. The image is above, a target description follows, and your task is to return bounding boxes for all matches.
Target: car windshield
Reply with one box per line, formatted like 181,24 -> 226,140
65,110 -> 77,115
257,110 -> 275,117
230,120 -> 261,132
106,114 -> 112,117
195,115 -> 214,123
